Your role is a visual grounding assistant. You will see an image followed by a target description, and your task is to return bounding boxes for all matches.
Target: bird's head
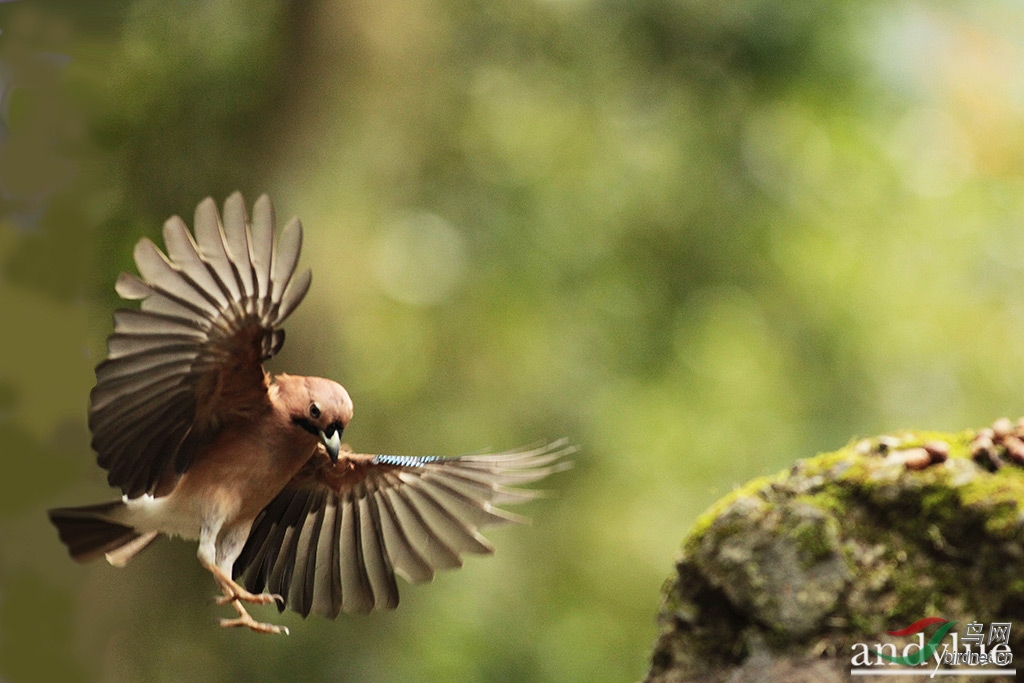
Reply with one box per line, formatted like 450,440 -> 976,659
274,374 -> 354,463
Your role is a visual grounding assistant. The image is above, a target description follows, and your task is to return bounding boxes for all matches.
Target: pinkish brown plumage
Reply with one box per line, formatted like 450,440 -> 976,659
48,193 -> 571,634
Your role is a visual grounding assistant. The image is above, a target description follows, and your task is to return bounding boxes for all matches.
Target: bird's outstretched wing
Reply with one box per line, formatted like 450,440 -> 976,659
233,440 -> 574,617
89,193 -> 311,498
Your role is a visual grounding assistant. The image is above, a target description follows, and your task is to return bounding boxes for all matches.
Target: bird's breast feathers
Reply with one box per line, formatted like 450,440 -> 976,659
124,418 -> 318,539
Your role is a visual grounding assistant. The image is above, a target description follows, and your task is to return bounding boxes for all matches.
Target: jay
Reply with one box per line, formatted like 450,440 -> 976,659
48,193 -> 570,635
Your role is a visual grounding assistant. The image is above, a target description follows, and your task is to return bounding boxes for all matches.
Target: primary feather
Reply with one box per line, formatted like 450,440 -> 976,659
89,192 -> 311,498
235,440 -> 574,617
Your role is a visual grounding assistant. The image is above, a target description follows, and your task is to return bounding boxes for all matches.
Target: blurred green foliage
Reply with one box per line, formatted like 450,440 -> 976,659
3,1 -> 1024,681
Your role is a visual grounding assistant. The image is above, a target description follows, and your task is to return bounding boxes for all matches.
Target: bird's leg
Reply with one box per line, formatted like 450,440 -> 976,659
198,523 -> 288,635
206,561 -> 282,607
217,600 -> 289,636
199,560 -> 288,635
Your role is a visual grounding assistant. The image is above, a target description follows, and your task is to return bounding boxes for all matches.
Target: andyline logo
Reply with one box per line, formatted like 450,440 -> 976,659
850,617 -> 1015,677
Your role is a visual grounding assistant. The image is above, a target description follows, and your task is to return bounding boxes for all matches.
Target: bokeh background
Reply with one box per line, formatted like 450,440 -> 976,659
3,1 -> 1024,681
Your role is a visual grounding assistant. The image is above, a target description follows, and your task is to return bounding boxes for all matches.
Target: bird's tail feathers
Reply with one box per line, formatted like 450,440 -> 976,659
48,501 -> 158,566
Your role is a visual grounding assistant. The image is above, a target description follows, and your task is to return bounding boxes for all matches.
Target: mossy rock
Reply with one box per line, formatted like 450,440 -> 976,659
646,428 -> 1024,683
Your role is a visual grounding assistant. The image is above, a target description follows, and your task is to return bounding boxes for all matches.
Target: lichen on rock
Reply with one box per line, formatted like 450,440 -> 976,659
646,428 -> 1024,683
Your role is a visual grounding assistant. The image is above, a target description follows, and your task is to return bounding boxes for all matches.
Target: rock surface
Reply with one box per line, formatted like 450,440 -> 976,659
646,428 -> 1024,682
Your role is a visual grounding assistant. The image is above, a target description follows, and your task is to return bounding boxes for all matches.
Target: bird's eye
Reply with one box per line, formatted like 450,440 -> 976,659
309,403 -> 321,419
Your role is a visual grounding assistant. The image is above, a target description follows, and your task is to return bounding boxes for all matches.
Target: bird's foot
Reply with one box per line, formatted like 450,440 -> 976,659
219,610 -> 289,635
209,565 -> 283,607
214,586 -> 283,607
202,562 -> 288,634
217,594 -> 289,635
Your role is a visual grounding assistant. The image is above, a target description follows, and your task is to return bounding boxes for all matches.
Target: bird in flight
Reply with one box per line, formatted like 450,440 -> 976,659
48,193 -> 571,635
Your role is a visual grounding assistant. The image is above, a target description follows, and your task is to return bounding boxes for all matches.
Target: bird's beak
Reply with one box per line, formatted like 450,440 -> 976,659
320,428 -> 341,464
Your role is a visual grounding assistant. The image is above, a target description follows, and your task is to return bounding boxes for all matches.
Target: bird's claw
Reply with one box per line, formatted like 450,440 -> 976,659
219,614 -> 289,636
216,584 -> 289,635
214,589 -> 283,607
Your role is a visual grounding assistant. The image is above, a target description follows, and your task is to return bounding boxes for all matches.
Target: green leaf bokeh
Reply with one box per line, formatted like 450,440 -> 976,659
3,1 -> 1024,681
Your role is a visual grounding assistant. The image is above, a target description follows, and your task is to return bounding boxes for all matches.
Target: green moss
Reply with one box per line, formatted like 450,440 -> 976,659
786,513 -> 837,565
650,427 -> 1024,683
681,473 -> 778,557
